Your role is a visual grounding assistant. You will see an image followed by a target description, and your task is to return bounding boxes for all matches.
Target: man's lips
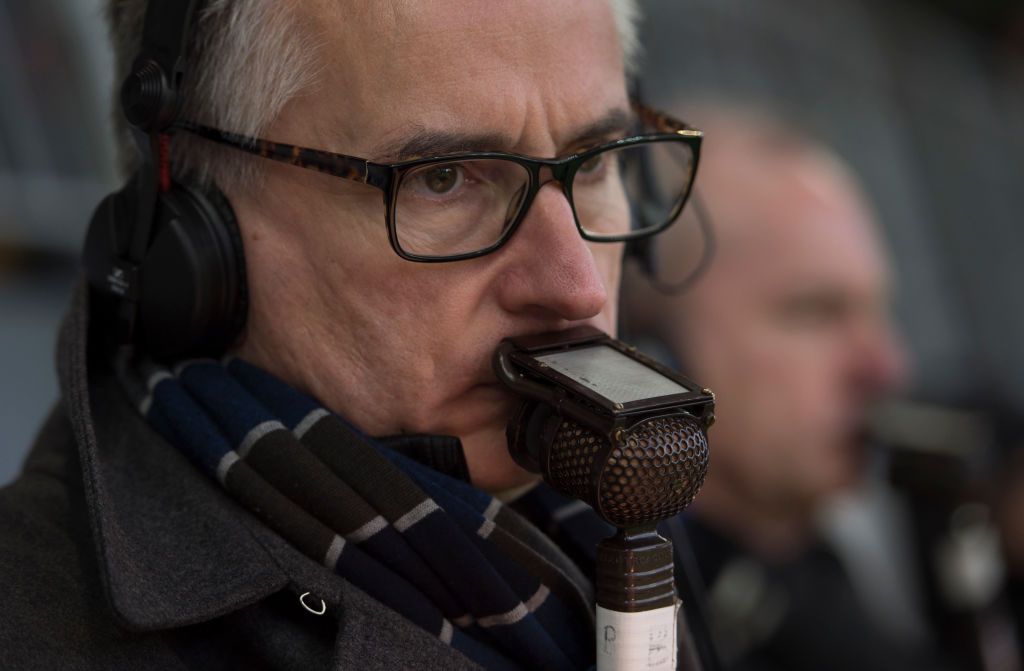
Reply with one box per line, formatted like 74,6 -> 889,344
465,322 -> 611,401
477,322 -> 608,376
474,381 -> 515,399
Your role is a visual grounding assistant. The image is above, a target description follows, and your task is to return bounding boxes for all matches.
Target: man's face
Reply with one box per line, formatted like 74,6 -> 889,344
230,1 -> 629,491
677,150 -> 907,512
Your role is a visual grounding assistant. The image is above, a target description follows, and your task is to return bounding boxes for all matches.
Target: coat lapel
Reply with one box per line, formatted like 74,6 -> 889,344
57,279 -> 288,631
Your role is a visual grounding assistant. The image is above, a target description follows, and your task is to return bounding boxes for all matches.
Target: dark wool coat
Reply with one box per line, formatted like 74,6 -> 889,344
0,281 -> 480,670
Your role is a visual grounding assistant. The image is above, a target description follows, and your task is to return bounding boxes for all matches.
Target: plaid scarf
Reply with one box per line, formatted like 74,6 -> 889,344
118,356 -> 615,670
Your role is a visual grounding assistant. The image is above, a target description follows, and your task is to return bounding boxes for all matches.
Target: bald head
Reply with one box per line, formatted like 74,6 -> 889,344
630,108 -> 907,526
681,114 -> 892,329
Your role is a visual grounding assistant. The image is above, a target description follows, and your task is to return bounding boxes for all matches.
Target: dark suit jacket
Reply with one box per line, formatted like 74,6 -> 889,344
0,281 -> 480,670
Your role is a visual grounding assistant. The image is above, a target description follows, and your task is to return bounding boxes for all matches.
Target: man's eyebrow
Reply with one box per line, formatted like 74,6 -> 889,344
371,107 -> 634,164
374,130 -> 511,164
563,107 -> 633,153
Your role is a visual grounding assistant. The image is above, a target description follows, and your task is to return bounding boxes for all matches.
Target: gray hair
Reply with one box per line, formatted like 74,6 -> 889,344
611,0 -> 643,75
106,0 -> 320,192
106,0 -> 641,192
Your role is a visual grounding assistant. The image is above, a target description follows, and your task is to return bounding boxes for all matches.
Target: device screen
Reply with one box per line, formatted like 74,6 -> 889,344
535,344 -> 689,404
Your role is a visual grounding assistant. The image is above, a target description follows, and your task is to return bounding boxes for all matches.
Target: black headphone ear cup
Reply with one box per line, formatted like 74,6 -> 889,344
138,183 -> 248,359
84,185 -> 135,302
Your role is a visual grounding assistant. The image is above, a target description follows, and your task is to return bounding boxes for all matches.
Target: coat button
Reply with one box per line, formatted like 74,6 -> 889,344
299,591 -> 327,616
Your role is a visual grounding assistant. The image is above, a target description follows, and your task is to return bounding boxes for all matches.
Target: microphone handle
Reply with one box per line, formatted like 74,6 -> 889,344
595,527 -> 678,670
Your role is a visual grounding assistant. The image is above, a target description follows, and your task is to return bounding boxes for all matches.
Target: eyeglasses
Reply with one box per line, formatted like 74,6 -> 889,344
175,103 -> 702,263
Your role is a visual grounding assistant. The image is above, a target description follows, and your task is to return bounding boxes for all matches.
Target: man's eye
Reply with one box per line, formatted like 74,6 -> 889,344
420,166 -> 463,194
579,154 -> 605,174
779,294 -> 849,327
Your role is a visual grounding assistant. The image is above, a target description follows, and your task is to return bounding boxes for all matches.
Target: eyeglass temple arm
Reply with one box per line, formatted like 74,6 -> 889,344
172,121 -> 380,186
633,103 -> 701,136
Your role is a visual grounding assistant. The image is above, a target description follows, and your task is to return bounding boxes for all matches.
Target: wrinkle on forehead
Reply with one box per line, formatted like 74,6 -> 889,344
298,0 -> 626,157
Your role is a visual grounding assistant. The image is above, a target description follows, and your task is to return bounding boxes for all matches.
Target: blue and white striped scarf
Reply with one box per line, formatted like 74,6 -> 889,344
119,356 -> 614,669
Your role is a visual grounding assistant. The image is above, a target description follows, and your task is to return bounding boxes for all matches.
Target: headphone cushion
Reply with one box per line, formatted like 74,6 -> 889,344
138,183 -> 248,359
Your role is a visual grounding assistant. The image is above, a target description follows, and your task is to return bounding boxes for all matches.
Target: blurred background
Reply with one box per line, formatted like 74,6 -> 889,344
0,0 -> 116,485
638,0 -> 1024,410
630,1 -> 1024,669
0,0 -> 1021,667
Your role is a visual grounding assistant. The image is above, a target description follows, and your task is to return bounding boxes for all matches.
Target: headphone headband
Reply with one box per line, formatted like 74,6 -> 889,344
116,0 -> 205,283
121,0 -> 204,131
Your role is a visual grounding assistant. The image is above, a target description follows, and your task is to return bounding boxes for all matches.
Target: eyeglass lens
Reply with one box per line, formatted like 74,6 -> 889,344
393,140 -> 695,258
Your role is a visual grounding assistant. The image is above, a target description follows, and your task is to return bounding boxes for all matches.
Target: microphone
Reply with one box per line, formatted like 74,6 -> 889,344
494,326 -> 714,670
507,400 -> 709,529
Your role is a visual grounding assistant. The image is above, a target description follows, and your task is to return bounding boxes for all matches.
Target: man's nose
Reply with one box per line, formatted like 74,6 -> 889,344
854,320 -> 910,395
495,182 -> 610,322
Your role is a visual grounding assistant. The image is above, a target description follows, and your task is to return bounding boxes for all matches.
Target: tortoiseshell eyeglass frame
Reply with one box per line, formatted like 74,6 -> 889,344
173,102 -> 703,263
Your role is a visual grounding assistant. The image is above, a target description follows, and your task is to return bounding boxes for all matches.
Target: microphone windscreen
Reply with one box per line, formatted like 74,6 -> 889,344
515,404 -> 710,528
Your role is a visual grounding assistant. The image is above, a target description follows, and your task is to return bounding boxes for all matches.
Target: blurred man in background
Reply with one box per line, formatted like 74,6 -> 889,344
624,107 -> 958,670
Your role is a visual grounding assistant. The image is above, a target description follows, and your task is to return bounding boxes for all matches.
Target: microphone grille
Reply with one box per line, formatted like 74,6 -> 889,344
546,413 -> 709,527
546,423 -> 604,503
600,414 -> 709,526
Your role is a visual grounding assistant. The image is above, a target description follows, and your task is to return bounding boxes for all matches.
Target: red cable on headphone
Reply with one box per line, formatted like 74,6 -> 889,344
159,133 -> 172,192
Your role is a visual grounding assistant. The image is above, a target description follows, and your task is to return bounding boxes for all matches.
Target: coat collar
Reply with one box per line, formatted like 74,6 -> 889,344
56,279 -> 298,631
57,278 -> 482,633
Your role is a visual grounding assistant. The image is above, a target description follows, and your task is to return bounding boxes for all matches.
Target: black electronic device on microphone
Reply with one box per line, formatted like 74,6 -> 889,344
494,325 -> 715,670
83,0 -> 248,360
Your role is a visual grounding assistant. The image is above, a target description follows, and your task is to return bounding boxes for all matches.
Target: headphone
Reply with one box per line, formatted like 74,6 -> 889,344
83,0 -> 247,360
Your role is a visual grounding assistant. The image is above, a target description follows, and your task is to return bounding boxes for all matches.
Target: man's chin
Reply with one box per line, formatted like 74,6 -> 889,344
432,383 -> 536,492
821,440 -> 870,495
461,421 -> 539,493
